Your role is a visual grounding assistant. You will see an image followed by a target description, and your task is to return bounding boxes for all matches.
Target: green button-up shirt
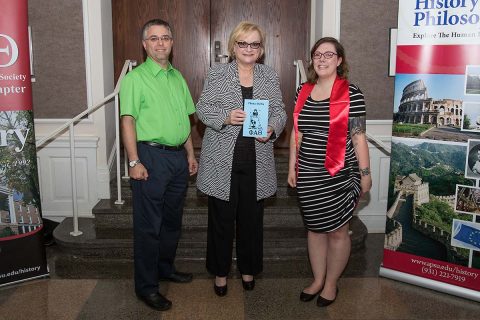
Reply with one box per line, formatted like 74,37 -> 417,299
120,57 -> 195,146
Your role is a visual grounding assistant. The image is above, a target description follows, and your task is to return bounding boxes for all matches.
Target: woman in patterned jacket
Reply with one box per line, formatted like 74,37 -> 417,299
196,21 -> 286,297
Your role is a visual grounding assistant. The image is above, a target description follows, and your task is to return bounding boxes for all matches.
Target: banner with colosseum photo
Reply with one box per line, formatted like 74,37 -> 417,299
0,0 -> 48,287
380,0 -> 480,301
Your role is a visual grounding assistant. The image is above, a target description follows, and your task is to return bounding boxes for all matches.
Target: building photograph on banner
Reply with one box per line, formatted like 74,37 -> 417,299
382,0 -> 480,298
462,103 -> 480,132
385,138 -> 472,265
393,73 -> 476,141
0,110 -> 41,239
0,0 -> 48,287
465,65 -> 480,95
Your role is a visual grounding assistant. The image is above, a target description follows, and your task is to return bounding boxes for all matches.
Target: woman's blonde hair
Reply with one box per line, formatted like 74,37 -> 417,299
227,21 -> 266,62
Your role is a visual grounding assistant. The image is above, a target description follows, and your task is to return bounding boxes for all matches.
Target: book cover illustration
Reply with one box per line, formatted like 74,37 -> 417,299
243,99 -> 269,138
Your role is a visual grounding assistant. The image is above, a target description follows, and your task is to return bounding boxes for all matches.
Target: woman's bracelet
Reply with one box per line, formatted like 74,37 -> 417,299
359,167 -> 370,176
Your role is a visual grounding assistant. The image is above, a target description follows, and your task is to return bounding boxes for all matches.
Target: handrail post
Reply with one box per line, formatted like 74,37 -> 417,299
294,60 -> 300,89
294,59 -> 307,88
115,93 -> 125,205
69,123 -> 82,236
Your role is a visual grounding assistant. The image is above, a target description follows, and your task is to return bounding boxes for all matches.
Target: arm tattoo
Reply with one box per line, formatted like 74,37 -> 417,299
359,167 -> 370,176
349,116 -> 366,137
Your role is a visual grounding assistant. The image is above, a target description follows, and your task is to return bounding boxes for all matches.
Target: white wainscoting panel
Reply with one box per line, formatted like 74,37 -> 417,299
356,120 -> 392,233
36,136 -> 99,220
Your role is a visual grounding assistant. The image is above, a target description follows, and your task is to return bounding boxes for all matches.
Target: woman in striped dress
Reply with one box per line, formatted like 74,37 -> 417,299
287,37 -> 371,307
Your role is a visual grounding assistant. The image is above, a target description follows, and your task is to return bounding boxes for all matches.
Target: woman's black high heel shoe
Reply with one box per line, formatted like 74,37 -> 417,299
214,283 -> 228,297
241,278 -> 255,291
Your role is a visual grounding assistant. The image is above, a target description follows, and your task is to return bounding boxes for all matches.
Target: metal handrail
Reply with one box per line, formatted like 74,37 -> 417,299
36,59 -> 136,236
293,59 -> 391,155
294,60 -> 307,87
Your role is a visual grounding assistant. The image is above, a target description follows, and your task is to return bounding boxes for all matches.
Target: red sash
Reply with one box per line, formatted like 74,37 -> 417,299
293,77 -> 350,176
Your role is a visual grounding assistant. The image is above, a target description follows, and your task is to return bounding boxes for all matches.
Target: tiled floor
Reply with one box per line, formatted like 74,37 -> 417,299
1,234 -> 479,320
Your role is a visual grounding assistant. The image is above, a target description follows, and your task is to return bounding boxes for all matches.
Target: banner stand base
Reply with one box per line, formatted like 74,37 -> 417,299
0,273 -> 50,289
379,267 -> 480,302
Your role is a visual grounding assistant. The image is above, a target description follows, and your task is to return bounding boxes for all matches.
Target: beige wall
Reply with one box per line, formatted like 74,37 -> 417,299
340,0 -> 398,120
28,0 -> 87,119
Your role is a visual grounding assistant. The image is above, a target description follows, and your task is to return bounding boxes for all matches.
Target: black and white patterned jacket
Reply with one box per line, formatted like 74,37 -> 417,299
196,60 -> 286,201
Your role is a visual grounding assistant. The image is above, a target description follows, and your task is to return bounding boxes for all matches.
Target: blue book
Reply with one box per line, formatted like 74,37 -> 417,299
243,99 -> 269,138
453,224 -> 480,249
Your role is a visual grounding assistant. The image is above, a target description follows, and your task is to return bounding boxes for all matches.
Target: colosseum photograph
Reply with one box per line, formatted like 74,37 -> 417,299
393,74 -> 480,142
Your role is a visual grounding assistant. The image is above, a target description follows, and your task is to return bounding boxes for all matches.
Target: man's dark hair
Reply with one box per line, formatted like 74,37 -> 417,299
141,19 -> 172,40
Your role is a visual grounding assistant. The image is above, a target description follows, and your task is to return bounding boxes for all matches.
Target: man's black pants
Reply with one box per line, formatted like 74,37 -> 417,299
132,143 -> 188,295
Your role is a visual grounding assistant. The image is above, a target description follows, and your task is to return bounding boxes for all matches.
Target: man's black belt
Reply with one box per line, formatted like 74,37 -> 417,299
139,141 -> 184,151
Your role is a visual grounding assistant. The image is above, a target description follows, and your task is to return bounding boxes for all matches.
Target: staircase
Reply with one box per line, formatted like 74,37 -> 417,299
52,150 -> 368,278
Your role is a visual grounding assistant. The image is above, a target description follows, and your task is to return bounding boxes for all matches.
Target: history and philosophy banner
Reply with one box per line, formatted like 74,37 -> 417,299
0,0 -> 48,286
380,0 -> 480,301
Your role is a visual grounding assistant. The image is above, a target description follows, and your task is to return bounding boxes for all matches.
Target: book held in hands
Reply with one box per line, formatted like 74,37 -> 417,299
243,99 -> 269,138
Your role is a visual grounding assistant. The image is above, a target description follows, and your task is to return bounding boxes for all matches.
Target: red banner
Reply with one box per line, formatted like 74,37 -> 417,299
383,249 -> 480,290
0,0 -> 32,111
383,0 -> 480,301
0,0 -> 48,287
396,45 -> 480,75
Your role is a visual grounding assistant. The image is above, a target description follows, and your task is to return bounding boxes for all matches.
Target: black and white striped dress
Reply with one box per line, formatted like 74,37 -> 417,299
296,83 -> 366,233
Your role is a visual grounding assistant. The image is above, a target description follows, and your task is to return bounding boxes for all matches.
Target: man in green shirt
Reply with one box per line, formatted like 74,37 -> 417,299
120,18 -> 197,311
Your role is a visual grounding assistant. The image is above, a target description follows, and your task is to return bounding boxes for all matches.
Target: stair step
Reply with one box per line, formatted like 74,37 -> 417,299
110,186 -> 297,200
54,217 -> 367,260
53,255 -> 315,279
54,219 -> 308,259
93,197 -> 304,231
96,225 -> 308,240
53,149 -> 369,276
110,171 -> 294,200
94,197 -> 300,215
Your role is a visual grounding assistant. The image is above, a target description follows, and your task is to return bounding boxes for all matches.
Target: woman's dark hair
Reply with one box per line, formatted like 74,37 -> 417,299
307,37 -> 349,84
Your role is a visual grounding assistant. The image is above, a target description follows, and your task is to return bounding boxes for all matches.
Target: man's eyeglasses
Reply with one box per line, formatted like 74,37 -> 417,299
145,35 -> 172,43
236,41 -> 261,49
312,51 -> 337,60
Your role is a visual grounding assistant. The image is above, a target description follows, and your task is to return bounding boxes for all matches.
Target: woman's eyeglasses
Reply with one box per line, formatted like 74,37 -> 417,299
312,51 -> 337,60
236,41 -> 261,49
